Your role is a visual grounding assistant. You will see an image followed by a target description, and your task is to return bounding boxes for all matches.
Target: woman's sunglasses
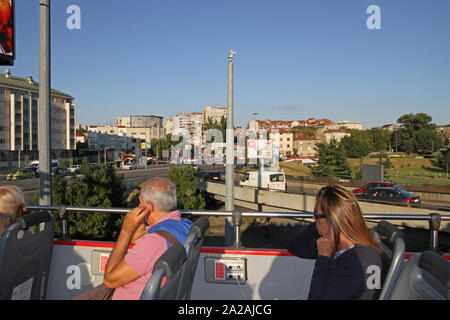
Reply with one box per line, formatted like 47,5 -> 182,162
313,209 -> 326,219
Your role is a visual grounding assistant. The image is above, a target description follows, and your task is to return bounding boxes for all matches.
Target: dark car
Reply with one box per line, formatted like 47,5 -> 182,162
352,181 -> 404,195
204,171 -> 223,182
357,187 -> 421,205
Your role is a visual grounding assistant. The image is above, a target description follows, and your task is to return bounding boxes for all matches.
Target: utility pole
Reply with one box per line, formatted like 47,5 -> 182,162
38,0 -> 52,205
224,50 -> 236,247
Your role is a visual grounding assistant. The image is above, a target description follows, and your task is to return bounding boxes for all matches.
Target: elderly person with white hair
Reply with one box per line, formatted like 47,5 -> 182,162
75,177 -> 192,300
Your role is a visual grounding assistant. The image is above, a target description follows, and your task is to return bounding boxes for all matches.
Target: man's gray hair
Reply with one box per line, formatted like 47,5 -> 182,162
140,177 -> 177,212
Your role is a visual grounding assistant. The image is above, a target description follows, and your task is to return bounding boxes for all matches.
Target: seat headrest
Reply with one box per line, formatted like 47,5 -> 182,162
376,221 -> 404,244
190,216 -> 210,238
418,250 -> 450,298
154,243 -> 187,277
17,211 -> 53,229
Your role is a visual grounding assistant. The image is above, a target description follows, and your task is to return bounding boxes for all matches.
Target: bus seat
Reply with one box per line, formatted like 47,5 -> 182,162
140,243 -> 186,300
372,220 -> 405,300
390,250 -> 450,300
0,211 -> 55,300
176,216 -> 210,300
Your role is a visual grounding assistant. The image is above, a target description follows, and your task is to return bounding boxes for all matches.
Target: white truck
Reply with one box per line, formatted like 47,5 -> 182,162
239,171 -> 286,191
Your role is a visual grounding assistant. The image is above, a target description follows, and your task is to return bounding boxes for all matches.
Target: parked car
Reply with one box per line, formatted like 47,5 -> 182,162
6,168 -> 34,181
52,167 -> 71,176
204,171 -> 223,182
123,162 -> 137,170
356,187 -> 421,205
68,164 -> 81,174
352,181 -> 404,195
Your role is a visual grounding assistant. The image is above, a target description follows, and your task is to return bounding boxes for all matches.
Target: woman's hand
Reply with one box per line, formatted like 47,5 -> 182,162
317,233 -> 335,257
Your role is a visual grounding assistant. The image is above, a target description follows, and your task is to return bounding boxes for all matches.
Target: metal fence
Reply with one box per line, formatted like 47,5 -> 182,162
27,205 -> 450,252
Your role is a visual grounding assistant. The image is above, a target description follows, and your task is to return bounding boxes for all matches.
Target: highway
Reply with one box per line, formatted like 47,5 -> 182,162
0,164 -> 172,202
1,164 -> 449,211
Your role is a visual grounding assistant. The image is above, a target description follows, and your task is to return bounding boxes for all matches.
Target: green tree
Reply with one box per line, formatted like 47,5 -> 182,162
291,126 -> 317,137
64,163 -> 125,240
52,173 -> 68,205
203,116 -> 227,142
312,140 -> 352,179
368,128 -> 392,152
436,149 -> 450,172
150,138 -> 172,159
395,113 -> 442,154
166,166 -> 205,210
340,131 -> 371,158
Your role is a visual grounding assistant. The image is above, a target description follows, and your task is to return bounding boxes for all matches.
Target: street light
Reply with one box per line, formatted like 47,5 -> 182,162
225,50 -> 236,247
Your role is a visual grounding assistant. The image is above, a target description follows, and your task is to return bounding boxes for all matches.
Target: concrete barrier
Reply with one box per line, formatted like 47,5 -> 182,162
198,181 -> 450,233
286,180 -> 450,202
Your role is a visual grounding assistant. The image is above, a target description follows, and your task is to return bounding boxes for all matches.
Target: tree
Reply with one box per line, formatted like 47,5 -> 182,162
395,113 -> 442,154
291,126 -> 317,137
150,138 -> 172,159
340,131 -> 371,158
312,140 -> 352,179
436,148 -> 450,172
52,173 -> 68,205
203,116 -> 227,142
166,166 -> 205,210
64,161 -> 125,240
368,128 -> 392,153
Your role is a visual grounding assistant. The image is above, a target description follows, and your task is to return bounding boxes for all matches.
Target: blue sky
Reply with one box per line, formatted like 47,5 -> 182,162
8,0 -> 450,129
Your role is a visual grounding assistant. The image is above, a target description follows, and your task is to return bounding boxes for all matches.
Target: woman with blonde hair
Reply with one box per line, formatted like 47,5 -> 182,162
0,185 -> 27,237
287,184 -> 382,300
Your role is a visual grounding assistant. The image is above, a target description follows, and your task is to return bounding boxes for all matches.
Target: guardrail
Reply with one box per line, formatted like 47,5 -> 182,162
27,205 -> 450,253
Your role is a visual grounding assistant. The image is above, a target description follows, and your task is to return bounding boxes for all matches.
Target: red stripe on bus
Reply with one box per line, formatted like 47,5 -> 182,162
200,246 -> 294,256
53,240 -> 134,249
53,241 -> 450,260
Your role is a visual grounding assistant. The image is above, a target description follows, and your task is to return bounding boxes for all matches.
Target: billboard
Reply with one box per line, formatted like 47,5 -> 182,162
247,139 -> 273,159
0,0 -> 14,66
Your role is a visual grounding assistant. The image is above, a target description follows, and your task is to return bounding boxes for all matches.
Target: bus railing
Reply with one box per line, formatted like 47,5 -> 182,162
26,205 -> 450,253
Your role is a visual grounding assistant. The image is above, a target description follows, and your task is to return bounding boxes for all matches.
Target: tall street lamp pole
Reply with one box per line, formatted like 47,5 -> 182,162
224,50 -> 236,247
39,0 -> 52,205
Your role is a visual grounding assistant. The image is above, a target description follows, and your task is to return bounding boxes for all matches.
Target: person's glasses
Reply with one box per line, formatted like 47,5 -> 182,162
313,209 -> 326,219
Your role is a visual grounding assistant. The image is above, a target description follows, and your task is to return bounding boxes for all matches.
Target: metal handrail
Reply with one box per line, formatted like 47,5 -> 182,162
27,205 -> 450,252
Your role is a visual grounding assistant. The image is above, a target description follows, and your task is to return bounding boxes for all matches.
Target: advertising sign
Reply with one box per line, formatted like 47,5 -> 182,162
247,139 -> 273,159
0,0 -> 14,66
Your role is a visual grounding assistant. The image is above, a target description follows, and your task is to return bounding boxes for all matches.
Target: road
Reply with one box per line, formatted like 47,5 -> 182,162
0,164 -> 172,202
2,164 -> 449,211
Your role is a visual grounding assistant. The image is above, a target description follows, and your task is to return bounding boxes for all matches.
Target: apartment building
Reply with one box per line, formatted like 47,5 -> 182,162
293,134 -> 319,157
0,70 -> 76,169
203,105 -> 227,124
248,118 -> 334,131
268,129 -> 294,157
326,120 -> 362,131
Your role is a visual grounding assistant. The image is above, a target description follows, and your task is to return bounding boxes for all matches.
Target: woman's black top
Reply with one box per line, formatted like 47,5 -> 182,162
286,222 -> 382,300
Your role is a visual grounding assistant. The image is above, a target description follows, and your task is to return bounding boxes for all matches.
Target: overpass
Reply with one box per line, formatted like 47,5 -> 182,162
197,180 -> 450,233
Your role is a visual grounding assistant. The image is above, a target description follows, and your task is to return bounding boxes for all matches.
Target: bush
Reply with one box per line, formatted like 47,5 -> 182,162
167,166 -> 205,210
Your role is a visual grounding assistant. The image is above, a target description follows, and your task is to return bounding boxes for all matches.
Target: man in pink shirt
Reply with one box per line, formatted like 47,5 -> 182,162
103,177 -> 192,300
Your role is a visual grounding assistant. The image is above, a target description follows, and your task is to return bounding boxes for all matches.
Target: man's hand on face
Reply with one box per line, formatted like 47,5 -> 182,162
122,205 -> 151,236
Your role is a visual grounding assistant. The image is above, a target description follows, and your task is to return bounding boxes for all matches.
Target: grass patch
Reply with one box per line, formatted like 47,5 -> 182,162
280,161 -> 311,176
348,156 -> 449,186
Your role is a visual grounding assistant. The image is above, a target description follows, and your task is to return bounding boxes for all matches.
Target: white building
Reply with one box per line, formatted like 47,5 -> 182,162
0,70 -> 76,169
203,105 -> 227,124
268,129 -> 294,156
327,120 -> 362,131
